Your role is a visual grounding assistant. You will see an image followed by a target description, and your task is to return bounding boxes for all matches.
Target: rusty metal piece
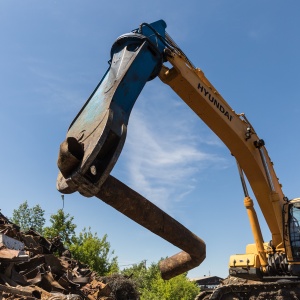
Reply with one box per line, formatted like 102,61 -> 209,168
0,248 -> 29,262
0,284 -> 41,299
159,252 -> 204,280
96,175 -> 206,279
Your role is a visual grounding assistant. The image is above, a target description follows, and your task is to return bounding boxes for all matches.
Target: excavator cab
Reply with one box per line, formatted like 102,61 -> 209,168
285,199 -> 300,263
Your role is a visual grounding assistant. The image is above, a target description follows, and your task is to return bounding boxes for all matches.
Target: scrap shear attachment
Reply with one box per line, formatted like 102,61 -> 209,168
57,20 -> 206,279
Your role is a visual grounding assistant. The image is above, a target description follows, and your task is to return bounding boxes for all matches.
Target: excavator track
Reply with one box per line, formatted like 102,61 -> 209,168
195,277 -> 300,300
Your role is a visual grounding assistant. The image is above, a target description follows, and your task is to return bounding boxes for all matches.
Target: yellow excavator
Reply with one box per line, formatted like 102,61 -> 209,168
56,20 -> 300,299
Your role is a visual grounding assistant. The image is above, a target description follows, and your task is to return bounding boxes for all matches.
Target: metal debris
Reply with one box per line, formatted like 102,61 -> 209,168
0,211 -> 138,300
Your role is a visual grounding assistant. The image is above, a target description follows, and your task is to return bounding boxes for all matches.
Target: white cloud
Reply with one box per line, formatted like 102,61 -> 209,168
120,88 -> 227,212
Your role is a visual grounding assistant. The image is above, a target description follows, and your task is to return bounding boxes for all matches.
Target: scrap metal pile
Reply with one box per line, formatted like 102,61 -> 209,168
0,211 -> 138,300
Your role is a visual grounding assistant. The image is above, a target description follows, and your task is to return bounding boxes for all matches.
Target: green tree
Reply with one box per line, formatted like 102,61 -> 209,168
11,201 -> 45,233
43,209 -> 76,245
122,261 -> 200,300
70,227 -> 119,275
43,210 -> 117,276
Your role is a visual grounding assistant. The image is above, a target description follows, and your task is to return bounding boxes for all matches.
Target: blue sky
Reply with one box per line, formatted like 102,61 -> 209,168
1,1 -> 300,279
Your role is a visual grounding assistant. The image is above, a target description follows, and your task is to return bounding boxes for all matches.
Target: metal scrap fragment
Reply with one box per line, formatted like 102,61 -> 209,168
0,211 -> 138,300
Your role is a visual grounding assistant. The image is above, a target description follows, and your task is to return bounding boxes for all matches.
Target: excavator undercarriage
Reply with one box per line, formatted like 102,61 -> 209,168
196,277 -> 300,300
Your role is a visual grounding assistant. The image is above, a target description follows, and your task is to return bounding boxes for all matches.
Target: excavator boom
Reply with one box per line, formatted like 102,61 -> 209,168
159,47 -> 285,249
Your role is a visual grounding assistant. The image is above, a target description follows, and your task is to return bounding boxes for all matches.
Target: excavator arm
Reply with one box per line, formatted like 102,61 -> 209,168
56,20 -> 300,280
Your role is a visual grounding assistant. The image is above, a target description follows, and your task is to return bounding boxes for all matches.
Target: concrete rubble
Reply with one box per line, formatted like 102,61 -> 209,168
0,211 -> 138,300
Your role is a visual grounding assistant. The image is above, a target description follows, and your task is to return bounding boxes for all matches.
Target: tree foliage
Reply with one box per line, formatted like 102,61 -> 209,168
70,227 -> 119,275
43,209 -> 76,245
11,200 -> 45,233
42,209 -> 118,276
122,261 -> 200,300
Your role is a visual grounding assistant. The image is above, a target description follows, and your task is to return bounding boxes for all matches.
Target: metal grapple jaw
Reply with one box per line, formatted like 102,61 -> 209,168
56,20 -> 206,280
57,20 -> 166,197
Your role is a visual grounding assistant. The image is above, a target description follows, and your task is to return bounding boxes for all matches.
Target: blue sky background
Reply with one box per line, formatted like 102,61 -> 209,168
1,1 -> 300,279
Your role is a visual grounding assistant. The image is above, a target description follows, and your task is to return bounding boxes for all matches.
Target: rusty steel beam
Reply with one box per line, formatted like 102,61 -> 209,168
96,175 -> 206,279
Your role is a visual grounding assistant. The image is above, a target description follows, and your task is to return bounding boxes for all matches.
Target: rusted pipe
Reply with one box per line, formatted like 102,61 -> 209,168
57,140 -> 206,279
96,175 -> 206,279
